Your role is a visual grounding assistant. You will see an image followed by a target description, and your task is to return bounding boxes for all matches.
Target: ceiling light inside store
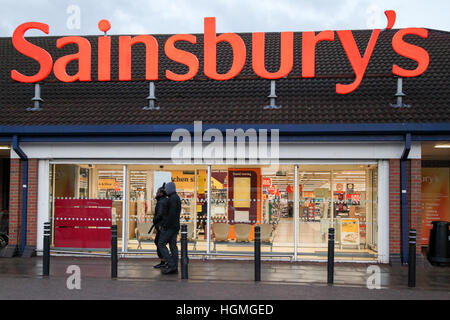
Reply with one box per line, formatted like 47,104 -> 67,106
0,146 -> 10,150
435,144 -> 450,148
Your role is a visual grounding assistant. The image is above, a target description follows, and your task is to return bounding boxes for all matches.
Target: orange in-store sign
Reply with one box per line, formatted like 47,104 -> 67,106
10,10 -> 429,94
263,178 -> 272,187
267,185 -> 277,195
98,178 -> 115,189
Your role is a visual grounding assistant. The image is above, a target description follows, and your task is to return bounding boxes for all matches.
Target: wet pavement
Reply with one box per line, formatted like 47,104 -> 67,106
0,255 -> 449,294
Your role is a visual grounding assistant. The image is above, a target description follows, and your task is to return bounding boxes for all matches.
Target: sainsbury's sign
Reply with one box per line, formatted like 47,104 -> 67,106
10,10 -> 429,94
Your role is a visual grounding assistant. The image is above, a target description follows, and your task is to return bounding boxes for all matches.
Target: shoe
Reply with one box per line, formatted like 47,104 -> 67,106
161,267 -> 178,275
153,261 -> 167,269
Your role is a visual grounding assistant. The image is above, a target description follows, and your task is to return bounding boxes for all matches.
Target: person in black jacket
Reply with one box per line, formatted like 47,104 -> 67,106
157,181 -> 181,274
151,186 -> 168,268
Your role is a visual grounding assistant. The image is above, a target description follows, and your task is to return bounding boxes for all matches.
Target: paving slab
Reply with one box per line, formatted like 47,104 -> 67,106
0,256 -> 449,300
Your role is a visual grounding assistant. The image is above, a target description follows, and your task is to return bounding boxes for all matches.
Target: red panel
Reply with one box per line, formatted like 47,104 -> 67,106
55,228 -> 111,249
53,199 -> 113,248
55,208 -> 112,227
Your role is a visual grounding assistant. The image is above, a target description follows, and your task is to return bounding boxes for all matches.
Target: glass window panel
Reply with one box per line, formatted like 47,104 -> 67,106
297,165 -> 378,262
126,165 -> 208,254
50,164 -> 123,251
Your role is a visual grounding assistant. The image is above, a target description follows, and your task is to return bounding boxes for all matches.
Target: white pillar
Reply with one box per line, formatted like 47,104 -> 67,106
36,160 -> 50,254
377,160 -> 390,264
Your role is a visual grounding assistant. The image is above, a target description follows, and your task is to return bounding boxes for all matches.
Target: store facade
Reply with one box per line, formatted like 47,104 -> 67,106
2,131 -> 436,264
0,18 -> 449,264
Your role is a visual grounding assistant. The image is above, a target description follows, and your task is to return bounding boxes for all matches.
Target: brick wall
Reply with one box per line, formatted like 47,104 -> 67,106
7,158 -> 38,250
26,159 -> 38,246
8,159 -> 21,246
389,159 -> 401,261
389,158 -> 423,264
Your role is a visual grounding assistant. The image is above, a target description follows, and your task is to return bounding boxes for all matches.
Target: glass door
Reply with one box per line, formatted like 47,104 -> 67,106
297,164 -> 379,261
298,171 -> 332,254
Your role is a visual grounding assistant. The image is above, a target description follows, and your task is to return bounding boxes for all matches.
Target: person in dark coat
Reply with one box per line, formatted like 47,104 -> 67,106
151,186 -> 168,268
157,181 -> 181,274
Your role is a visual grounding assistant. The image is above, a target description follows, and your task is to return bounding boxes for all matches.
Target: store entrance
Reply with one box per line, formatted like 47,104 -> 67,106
297,165 -> 378,261
0,155 -> 10,252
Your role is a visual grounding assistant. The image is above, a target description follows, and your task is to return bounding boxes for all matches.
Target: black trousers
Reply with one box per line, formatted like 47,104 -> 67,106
154,230 -> 163,260
157,228 -> 179,270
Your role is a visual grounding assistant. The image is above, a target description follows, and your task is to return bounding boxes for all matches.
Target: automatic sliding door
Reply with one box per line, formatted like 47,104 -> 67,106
298,171 -> 331,254
297,165 -> 378,261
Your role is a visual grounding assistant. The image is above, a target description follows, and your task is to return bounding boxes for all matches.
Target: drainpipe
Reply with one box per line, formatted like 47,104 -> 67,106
12,135 -> 28,256
400,133 -> 411,264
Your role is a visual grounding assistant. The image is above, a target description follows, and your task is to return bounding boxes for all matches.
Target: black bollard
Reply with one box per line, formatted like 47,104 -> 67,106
408,229 -> 416,288
111,224 -> 118,279
327,228 -> 335,285
43,222 -> 51,277
254,225 -> 261,282
181,224 -> 189,279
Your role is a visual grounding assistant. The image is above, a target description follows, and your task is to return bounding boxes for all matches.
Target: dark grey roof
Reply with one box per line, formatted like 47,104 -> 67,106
0,29 -> 449,125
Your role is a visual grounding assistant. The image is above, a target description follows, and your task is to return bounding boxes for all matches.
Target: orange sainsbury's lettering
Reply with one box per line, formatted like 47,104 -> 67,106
204,17 -> 246,81
335,10 -> 397,94
98,20 -> 111,81
392,28 -> 429,77
119,35 -> 159,81
252,32 -> 294,79
165,34 -> 199,81
98,35 -> 111,81
53,36 -> 92,82
11,22 -> 53,83
9,11 -> 431,95
336,29 -> 380,94
301,30 -> 334,78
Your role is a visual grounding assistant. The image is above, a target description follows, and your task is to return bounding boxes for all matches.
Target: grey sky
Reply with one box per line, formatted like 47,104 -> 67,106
1,0 -> 449,37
